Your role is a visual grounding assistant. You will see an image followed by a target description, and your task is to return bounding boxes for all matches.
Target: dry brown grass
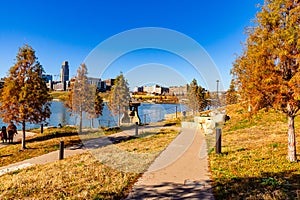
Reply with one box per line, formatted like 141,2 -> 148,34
209,104 -> 300,199
117,128 -> 179,153
0,153 -> 137,199
0,128 -> 180,199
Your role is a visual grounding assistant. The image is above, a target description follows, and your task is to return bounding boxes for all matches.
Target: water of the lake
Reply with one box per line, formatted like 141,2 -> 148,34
0,101 -> 188,130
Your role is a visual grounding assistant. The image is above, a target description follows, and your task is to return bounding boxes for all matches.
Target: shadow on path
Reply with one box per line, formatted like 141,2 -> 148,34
127,180 -> 214,200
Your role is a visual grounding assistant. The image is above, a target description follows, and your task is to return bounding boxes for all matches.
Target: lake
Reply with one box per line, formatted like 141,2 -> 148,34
0,101 -> 188,130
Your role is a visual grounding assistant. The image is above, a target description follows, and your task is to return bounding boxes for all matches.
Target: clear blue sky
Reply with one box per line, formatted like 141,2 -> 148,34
0,0 -> 262,90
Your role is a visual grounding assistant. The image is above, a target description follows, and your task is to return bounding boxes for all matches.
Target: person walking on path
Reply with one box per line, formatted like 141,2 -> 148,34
0,126 -> 7,143
7,121 -> 17,144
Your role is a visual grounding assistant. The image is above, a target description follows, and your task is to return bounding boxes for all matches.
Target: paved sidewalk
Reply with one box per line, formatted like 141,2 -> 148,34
0,124 -> 167,176
126,127 -> 214,200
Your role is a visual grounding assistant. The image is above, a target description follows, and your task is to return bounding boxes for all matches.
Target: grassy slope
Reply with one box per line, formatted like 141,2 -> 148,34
0,127 -> 179,199
209,104 -> 300,199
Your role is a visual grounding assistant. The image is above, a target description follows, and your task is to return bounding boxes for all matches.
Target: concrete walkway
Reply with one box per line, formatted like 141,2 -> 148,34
126,127 -> 214,200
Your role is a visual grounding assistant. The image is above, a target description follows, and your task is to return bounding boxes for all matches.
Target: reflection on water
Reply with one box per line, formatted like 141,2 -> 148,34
50,101 -> 74,126
0,101 -> 186,130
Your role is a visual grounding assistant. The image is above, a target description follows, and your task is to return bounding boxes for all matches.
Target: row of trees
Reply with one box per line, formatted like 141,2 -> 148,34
68,72 -> 212,129
0,45 -> 212,150
0,44 -> 130,150
66,68 -> 130,130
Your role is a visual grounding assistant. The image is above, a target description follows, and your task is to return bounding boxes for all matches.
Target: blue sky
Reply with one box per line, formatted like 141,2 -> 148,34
0,0 -> 262,90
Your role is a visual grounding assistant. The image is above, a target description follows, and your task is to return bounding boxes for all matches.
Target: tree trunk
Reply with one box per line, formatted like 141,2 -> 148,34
287,115 -> 297,162
22,120 -> 26,150
79,111 -> 82,134
118,109 -> 120,127
90,118 -> 94,128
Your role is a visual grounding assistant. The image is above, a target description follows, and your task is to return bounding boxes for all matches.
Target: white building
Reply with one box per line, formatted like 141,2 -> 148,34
143,85 -> 169,95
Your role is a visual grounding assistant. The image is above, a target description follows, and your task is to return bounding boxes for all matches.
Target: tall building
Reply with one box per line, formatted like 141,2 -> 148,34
60,61 -> 69,83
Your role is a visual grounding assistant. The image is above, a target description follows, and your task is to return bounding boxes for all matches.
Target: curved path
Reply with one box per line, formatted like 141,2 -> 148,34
126,127 -> 214,200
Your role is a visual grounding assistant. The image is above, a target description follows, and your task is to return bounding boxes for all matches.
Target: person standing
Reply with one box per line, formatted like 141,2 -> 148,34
7,121 -> 17,144
0,126 -> 7,143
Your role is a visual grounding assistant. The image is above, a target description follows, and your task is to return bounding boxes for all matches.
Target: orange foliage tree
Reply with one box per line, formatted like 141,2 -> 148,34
0,45 -> 52,149
232,0 -> 300,162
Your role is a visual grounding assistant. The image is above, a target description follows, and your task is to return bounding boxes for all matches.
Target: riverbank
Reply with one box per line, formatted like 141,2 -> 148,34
50,91 -> 180,104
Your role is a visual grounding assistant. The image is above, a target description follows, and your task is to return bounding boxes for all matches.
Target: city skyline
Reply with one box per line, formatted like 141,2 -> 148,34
0,0 -> 263,90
